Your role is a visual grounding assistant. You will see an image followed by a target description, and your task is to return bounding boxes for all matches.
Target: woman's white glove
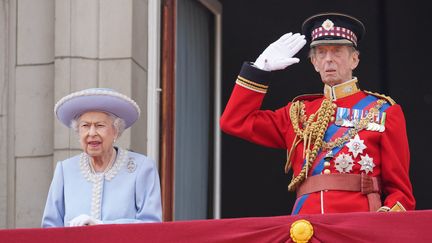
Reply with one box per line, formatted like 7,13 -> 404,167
254,32 -> 306,71
68,214 -> 102,226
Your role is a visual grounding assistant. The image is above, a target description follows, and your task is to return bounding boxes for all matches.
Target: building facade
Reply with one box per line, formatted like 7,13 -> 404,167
0,0 -> 161,228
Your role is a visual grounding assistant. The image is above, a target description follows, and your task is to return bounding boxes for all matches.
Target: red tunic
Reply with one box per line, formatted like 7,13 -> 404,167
220,62 -> 415,214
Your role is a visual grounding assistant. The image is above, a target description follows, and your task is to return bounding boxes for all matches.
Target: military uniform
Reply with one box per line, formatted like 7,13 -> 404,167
220,62 -> 415,214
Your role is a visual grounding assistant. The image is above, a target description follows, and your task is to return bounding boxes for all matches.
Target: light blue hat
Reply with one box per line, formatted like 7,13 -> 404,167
54,88 -> 141,128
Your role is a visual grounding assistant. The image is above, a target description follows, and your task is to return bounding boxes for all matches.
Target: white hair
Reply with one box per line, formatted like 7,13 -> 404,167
70,112 -> 126,138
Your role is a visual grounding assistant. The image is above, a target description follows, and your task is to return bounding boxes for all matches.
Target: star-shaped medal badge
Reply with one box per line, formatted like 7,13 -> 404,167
346,134 -> 366,158
334,153 -> 354,173
358,154 -> 375,174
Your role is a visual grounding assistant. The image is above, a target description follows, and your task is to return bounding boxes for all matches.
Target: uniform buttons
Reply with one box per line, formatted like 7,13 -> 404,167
324,169 -> 331,174
324,161 -> 331,168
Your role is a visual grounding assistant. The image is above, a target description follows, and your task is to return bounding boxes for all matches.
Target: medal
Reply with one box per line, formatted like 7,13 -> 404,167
324,150 -> 334,161
379,112 -> 386,132
351,108 -> 363,123
365,111 -> 386,132
335,107 -> 348,126
345,134 -> 366,158
358,154 -> 375,174
342,119 -> 354,127
334,153 -> 354,173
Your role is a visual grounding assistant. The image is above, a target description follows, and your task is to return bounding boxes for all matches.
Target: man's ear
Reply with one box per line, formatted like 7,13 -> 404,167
311,57 -> 319,72
351,51 -> 360,70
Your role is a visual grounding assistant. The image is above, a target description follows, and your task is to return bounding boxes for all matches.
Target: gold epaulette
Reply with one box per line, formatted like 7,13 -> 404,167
292,93 -> 324,102
364,90 -> 396,105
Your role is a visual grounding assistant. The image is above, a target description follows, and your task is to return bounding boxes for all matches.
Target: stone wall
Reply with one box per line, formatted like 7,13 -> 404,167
0,0 -> 152,228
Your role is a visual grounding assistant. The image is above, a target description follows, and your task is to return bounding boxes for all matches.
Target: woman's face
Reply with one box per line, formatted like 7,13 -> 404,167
77,111 -> 117,158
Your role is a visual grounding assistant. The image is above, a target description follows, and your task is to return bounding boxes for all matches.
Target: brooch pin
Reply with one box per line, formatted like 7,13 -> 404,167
127,158 -> 137,173
334,153 -> 354,173
358,154 -> 375,174
345,134 -> 366,158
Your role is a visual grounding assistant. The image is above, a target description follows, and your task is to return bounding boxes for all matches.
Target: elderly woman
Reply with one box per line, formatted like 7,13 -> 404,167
42,88 -> 162,227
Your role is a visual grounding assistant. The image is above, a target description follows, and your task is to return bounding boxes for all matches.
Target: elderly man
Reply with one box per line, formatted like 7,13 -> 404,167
220,12 -> 415,214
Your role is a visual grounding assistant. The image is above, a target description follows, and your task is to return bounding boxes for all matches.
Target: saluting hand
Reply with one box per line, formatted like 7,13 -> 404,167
254,32 -> 306,71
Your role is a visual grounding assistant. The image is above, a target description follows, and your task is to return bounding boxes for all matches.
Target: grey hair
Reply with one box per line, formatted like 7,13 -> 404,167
109,113 -> 126,138
70,112 -> 126,138
308,45 -> 359,59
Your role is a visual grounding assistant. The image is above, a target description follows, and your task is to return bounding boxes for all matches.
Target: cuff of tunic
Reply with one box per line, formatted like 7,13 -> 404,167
236,62 -> 271,93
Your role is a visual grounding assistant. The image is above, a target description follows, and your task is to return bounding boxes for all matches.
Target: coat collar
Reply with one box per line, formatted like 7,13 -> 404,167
324,78 -> 360,101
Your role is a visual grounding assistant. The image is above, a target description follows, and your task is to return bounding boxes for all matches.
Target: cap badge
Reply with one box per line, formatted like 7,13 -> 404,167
322,19 -> 334,31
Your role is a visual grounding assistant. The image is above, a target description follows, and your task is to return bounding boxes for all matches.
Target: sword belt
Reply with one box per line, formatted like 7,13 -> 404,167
296,173 -> 382,211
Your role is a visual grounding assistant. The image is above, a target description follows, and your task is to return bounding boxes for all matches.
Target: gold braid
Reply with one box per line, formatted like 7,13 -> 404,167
286,98 -> 336,191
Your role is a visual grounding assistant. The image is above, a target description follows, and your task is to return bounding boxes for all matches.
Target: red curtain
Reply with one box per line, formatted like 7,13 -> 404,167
1,210 -> 431,243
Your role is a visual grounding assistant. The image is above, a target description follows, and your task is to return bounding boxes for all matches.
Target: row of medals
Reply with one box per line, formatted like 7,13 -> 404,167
323,107 -> 386,174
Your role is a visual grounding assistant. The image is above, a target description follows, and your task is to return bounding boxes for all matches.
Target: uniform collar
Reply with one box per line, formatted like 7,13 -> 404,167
323,78 -> 360,101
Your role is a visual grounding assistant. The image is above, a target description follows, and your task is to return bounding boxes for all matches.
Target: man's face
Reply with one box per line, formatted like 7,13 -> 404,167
311,45 -> 359,86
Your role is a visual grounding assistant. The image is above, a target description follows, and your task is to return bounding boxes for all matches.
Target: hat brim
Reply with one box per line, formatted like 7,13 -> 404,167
310,39 -> 354,47
55,91 -> 140,129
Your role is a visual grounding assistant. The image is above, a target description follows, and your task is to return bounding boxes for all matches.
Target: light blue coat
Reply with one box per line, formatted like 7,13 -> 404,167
42,148 -> 162,227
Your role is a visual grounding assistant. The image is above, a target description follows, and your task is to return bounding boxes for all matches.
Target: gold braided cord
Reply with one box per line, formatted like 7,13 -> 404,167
286,99 -> 336,191
285,136 -> 301,173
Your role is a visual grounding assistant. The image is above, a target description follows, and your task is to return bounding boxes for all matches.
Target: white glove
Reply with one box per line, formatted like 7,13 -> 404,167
68,214 -> 102,227
254,32 -> 306,71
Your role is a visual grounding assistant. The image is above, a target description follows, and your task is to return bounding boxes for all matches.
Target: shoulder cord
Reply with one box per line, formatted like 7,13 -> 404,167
286,99 -> 336,191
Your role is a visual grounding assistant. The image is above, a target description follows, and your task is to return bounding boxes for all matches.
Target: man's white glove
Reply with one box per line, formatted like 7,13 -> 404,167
68,214 -> 102,227
254,32 -> 306,71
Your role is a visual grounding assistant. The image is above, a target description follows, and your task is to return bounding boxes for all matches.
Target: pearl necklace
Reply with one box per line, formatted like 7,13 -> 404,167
79,148 -> 128,183
79,148 -> 128,219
